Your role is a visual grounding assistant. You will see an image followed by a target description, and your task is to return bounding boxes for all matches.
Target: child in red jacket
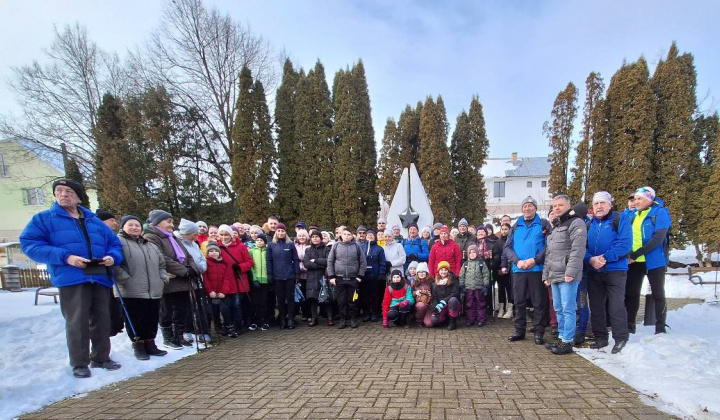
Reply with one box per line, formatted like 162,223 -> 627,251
382,270 -> 415,328
204,243 -> 241,337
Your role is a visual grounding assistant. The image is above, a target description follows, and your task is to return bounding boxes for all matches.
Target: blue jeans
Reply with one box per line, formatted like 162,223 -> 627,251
576,270 -> 589,334
551,280 -> 579,343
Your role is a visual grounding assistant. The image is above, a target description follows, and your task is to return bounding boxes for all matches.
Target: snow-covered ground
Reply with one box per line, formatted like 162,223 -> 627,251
576,247 -> 720,420
0,290 -> 196,420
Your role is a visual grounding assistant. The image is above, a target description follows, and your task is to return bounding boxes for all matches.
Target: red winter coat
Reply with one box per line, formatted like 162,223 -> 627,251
428,239 -> 462,277
204,257 -> 238,295
219,240 -> 253,293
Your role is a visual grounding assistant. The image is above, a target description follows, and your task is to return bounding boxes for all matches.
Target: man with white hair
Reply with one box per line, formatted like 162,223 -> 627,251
585,192 -> 632,353
625,186 -> 671,335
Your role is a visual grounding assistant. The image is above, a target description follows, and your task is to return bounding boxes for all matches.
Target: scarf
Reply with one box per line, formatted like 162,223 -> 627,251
156,226 -> 186,264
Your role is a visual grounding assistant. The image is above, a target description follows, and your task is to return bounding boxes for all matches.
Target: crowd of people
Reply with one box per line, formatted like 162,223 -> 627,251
19,178 -> 671,378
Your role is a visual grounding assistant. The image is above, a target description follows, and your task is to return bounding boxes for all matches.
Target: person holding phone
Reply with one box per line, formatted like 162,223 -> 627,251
20,179 -> 124,378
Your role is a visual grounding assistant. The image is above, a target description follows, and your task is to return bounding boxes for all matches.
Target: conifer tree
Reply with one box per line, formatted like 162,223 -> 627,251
570,72 -> 604,202
65,158 -> 90,208
397,102 -> 423,168
651,42 -> 697,245
605,57 -> 656,200
93,93 -> 125,209
418,95 -> 454,223
450,95 -> 488,222
296,61 -> 334,228
274,59 -> 301,222
586,97 -> 611,195
687,114 -> 718,262
377,118 -> 401,203
544,82 -> 578,197
700,127 -> 720,254
332,61 -> 377,227
231,66 -> 276,225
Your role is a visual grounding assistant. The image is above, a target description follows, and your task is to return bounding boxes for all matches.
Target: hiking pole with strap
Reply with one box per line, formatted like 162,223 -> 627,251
108,268 -> 139,342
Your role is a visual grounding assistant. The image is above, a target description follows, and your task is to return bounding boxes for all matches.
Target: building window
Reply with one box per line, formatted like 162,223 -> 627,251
541,181 -> 547,188
0,153 -> 8,177
23,188 -> 46,206
493,181 -> 505,198
527,181 -> 532,188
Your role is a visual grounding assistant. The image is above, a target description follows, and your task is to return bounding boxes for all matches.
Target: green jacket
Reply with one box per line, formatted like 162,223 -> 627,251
249,246 -> 268,284
459,258 -> 490,290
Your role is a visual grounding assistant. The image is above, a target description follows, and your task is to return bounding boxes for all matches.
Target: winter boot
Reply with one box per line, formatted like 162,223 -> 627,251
590,338 -> 609,350
551,341 -> 574,355
496,306 -> 505,318
133,340 -> 150,360
545,338 -> 560,351
227,325 -> 239,338
447,318 -> 457,331
161,326 -> 183,350
337,319 -> 348,329
508,331 -> 526,342
534,334 -> 545,345
174,324 -> 193,347
502,304 -> 514,319
611,339 -> 628,354
145,339 -> 168,356
308,318 -> 318,327
350,318 -> 359,328
573,332 -> 586,345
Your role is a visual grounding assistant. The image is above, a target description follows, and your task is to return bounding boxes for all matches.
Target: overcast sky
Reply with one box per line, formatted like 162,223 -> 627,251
1,0 -> 718,158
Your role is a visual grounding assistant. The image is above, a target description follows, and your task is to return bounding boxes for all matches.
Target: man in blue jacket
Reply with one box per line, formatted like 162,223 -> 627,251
626,186 -> 671,335
402,223 -> 429,271
585,191 -> 632,354
20,179 -> 124,378
504,196 -> 552,344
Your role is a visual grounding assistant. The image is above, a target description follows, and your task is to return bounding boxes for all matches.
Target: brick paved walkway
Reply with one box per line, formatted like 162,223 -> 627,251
23,310 -> 680,420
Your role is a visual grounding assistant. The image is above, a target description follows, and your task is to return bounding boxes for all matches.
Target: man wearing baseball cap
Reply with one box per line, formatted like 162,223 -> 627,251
504,196 -> 553,344
625,186 -> 671,335
20,179 -> 124,378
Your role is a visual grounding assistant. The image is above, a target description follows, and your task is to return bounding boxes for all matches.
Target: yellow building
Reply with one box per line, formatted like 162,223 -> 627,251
0,138 -> 98,267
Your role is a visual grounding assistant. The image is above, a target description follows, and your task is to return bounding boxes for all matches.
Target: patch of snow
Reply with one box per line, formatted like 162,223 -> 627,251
501,370 -> 512,375
577,302 -> 720,419
0,289 -> 196,420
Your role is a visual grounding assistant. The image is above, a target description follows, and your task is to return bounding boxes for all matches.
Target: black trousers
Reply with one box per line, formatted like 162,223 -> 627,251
59,283 -> 112,368
275,279 -> 296,322
512,271 -> 548,335
496,273 -> 512,306
252,283 -> 271,324
122,298 -> 160,341
336,278 -> 359,320
159,291 -> 189,329
588,271 -> 629,341
359,279 -> 383,317
626,262 -> 667,331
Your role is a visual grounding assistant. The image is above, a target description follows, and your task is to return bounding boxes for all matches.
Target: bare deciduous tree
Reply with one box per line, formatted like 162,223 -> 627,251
2,23 -> 126,173
129,0 -> 277,199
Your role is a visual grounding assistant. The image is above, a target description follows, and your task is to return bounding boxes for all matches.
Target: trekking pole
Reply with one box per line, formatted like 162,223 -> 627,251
108,268 -> 139,342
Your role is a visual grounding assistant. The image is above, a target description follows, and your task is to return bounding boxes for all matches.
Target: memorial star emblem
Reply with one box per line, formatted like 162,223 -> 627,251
399,208 -> 419,228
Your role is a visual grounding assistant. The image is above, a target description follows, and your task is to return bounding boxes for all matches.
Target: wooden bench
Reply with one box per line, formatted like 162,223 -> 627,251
35,286 -> 60,305
687,266 -> 720,285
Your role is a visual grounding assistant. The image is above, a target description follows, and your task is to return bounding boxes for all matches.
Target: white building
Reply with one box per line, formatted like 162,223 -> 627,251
482,153 -> 552,217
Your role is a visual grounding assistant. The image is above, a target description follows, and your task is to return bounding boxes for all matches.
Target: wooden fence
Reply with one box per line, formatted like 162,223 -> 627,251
0,268 -> 52,289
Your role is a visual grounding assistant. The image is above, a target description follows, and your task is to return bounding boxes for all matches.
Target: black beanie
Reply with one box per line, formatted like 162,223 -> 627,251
120,215 -> 142,229
256,233 -> 268,244
96,209 -> 114,221
52,178 -> 86,201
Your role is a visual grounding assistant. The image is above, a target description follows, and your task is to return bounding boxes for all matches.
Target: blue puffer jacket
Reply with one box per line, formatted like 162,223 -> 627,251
360,240 -> 387,282
631,199 -> 672,270
402,236 -> 429,268
20,202 -> 124,288
267,239 -> 300,281
584,210 -> 632,272
503,215 -> 550,273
